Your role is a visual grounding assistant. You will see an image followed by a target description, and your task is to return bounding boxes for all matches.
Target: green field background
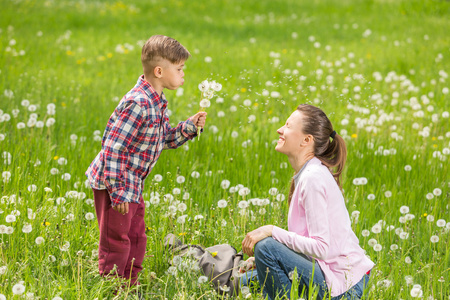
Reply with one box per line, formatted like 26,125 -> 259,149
0,0 -> 449,299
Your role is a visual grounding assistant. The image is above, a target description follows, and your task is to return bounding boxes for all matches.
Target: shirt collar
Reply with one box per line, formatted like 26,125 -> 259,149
138,75 -> 168,110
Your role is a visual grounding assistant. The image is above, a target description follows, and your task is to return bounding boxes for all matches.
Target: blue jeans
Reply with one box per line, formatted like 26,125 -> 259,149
241,237 -> 370,300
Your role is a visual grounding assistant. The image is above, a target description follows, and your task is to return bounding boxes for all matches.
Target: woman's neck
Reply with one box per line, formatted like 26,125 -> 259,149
289,152 -> 314,173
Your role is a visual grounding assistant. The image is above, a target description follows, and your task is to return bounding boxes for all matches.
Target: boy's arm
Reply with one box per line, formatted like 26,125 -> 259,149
103,101 -> 145,206
163,112 -> 206,149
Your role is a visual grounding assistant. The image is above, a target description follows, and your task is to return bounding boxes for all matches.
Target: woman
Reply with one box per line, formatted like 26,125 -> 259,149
241,104 -> 374,299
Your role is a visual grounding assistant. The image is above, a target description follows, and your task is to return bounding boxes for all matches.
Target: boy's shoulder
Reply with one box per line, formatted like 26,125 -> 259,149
115,87 -> 159,122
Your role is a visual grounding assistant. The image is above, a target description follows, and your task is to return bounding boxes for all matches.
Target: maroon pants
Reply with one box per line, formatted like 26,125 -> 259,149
93,189 -> 147,285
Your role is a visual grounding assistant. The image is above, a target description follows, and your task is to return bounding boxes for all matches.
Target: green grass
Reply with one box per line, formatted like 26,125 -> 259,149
0,0 -> 449,298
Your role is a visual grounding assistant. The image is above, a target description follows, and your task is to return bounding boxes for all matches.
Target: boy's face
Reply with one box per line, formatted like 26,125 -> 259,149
160,60 -> 185,90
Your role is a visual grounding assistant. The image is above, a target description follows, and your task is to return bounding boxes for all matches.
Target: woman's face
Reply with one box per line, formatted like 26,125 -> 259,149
275,110 -> 306,156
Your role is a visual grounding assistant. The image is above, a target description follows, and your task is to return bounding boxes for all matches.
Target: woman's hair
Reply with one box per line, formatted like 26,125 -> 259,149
288,104 -> 347,206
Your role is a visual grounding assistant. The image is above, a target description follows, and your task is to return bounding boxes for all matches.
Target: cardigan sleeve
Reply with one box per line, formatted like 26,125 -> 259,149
272,171 -> 330,260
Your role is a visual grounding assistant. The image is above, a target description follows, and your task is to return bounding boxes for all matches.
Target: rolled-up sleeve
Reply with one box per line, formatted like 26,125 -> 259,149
163,113 -> 198,149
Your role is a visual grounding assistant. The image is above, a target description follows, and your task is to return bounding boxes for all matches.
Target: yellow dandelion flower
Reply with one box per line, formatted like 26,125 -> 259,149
432,137 -> 436,141
282,49 -> 287,54
107,53 -> 113,58
351,134 -> 358,138
433,144 -> 437,148
211,251 -> 218,257
53,156 -> 59,160
423,213 -> 428,217
241,88 -> 247,93
41,221 -> 50,226
178,232 -> 187,236
66,50 -> 74,56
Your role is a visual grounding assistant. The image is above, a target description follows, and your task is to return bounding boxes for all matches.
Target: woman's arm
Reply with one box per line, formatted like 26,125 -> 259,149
272,173 -> 330,260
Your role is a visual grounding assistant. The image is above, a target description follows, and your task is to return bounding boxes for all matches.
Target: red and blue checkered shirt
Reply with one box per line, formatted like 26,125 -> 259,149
86,75 -> 198,206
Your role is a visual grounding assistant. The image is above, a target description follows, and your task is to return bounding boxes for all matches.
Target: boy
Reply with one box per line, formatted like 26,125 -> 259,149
85,35 -> 206,286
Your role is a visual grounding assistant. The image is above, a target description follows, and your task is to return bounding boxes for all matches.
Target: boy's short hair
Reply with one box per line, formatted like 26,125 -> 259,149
141,35 -> 190,75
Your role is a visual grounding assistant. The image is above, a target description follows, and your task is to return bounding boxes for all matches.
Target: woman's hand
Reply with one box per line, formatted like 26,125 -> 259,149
242,225 -> 274,256
239,257 -> 256,273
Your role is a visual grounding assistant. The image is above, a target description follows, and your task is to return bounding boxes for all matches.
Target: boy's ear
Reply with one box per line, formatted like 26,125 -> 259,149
154,66 -> 163,78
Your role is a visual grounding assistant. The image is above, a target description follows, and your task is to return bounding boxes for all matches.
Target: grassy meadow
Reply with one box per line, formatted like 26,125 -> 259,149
0,0 -> 449,298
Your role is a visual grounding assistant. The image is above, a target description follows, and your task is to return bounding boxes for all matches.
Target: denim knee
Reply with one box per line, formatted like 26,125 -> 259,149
255,237 -> 278,258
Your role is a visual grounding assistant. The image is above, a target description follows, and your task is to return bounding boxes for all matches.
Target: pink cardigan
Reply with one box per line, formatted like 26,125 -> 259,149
272,157 -> 374,297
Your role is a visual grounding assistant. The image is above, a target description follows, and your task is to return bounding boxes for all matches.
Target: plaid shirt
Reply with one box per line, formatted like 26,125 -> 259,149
86,75 -> 197,206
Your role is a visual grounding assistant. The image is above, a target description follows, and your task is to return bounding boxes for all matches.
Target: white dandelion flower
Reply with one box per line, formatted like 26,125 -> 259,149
430,235 -> 439,243
427,215 -> 435,222
61,173 -> 71,181
373,244 -> 382,252
219,285 -> 230,292
167,266 -> 177,276
0,266 -> 6,275
371,224 -> 382,234
199,99 -> 211,108
368,238 -> 377,247
85,212 -> 94,220
399,232 -> 409,239
400,206 -> 409,214
191,171 -> 200,178
410,286 -> 423,297
176,176 -> 185,184
198,80 -> 210,92
405,256 -> 412,264
12,283 -> 26,295
48,255 -> 56,262
172,188 -> 181,195
60,241 -> 70,251
404,165 -> 412,171
238,187 -> 250,196
177,203 -> 187,212
198,275 -> 208,284
268,187 -> 278,196
436,219 -> 446,227
210,81 -> 222,92
6,214 -> 16,223
35,236 -> 45,245
390,244 -> 398,251
6,226 -> 14,234
194,214 -> 204,221
276,194 -> 285,201
217,199 -> 228,208
367,194 -> 376,200
433,188 -> 442,196
154,174 -> 163,182
0,294 -> 5,300
384,191 -> 392,198
221,180 -> 230,189
177,215 -> 188,224
22,223 -> 32,233
238,201 -> 249,209
361,229 -> 370,237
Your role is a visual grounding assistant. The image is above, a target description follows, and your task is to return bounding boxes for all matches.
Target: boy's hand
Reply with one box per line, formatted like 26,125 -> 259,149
190,112 -> 207,128
113,202 -> 129,215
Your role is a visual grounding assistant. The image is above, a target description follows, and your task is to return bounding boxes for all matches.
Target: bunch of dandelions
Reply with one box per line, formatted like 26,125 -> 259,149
197,79 -> 222,139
